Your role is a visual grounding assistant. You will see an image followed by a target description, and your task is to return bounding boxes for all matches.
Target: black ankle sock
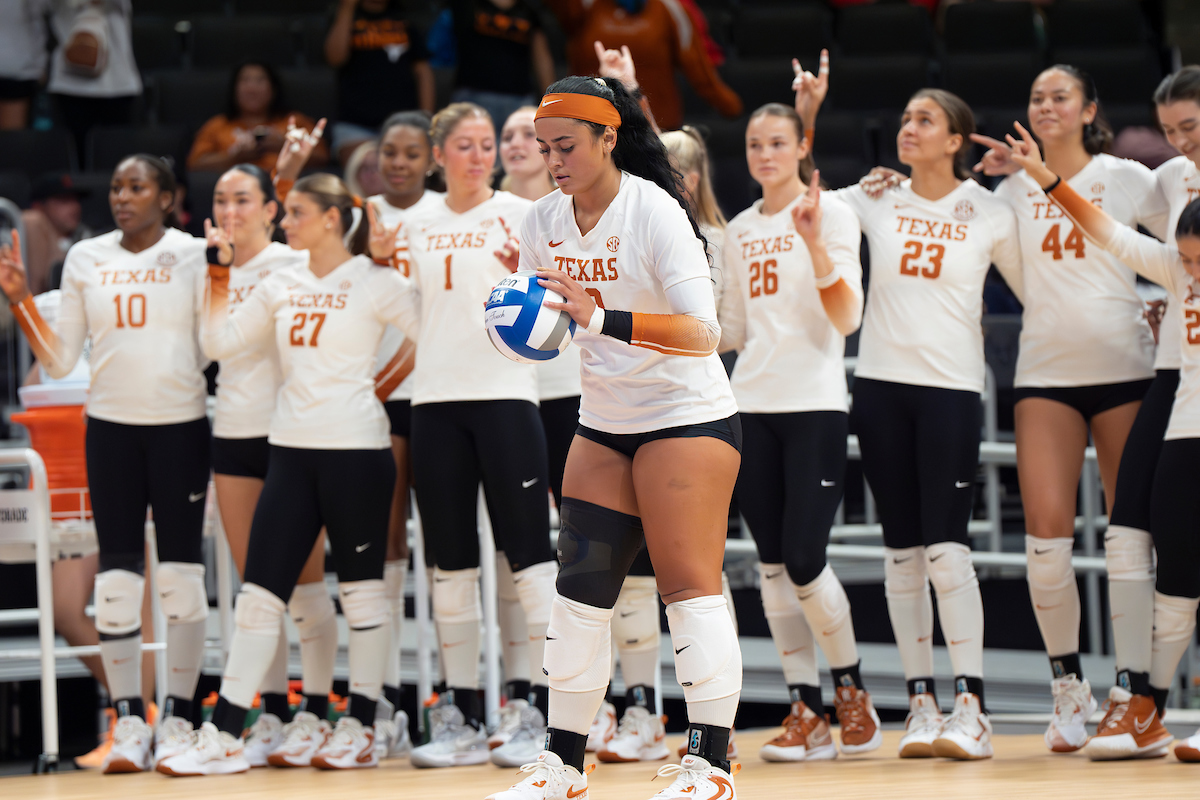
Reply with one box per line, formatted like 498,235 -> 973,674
529,684 -> 550,717
906,677 -> 937,705
831,661 -> 865,691
1116,669 -> 1151,697
113,697 -> 145,721
449,687 -> 483,729
300,693 -> 329,721
625,684 -> 656,711
547,727 -> 588,772
163,695 -> 194,725
212,696 -> 249,736
684,723 -> 730,773
1151,685 -> 1170,718
262,692 -> 291,722
348,693 -> 377,727
506,679 -> 532,702
1050,653 -> 1083,680
955,675 -> 986,712
789,684 -> 824,715
384,684 -> 402,710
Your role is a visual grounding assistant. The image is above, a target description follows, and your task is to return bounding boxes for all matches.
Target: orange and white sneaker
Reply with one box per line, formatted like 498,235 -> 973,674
931,693 -> 992,760
651,756 -> 739,800
153,714 -> 194,767
156,722 -> 250,776
598,705 -> 669,762
1083,687 -> 1171,761
1045,674 -> 1097,752
101,715 -> 154,773
833,686 -> 883,754
485,750 -> 593,800
310,716 -> 377,769
586,700 -> 617,753
490,698 -> 530,750
266,710 -> 331,767
1174,729 -> 1200,762
898,693 -> 942,758
74,708 -> 116,769
759,701 -> 836,762
243,712 -> 284,767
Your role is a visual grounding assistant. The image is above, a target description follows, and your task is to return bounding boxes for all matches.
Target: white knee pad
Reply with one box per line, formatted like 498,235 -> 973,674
1025,535 -> 1075,591
432,567 -> 482,625
758,562 -> 803,619
1154,592 -> 1199,645
496,552 -> 520,602
94,569 -> 144,637
613,575 -> 660,651
339,579 -> 389,630
665,594 -> 741,703
884,547 -> 928,599
1105,525 -> 1155,582
513,560 -> 557,629
157,561 -> 208,624
235,583 -> 287,636
289,581 -> 336,631
925,542 -> 978,599
545,594 -> 613,693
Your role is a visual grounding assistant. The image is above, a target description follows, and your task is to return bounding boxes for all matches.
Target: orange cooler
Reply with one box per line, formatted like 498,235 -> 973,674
13,384 -> 90,520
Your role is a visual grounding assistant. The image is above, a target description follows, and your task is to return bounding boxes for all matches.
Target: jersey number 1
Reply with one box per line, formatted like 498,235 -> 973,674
113,293 -> 146,328
289,312 -> 326,347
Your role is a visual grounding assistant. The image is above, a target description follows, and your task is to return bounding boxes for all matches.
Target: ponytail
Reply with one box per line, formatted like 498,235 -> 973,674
292,173 -> 369,255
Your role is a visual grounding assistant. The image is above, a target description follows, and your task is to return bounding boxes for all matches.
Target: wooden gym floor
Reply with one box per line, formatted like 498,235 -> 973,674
5,727 -> 1198,799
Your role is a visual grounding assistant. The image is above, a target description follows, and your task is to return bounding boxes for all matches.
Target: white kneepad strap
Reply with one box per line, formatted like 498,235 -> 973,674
94,569 -> 145,637
758,563 -> 802,619
613,575 -> 660,651
1024,535 -> 1075,590
513,560 -> 558,628
924,542 -> 978,598
666,595 -> 741,702
1105,525 -> 1155,582
289,581 -> 335,631
544,595 -> 613,693
884,547 -> 927,598
235,583 -> 288,636
157,561 -> 208,624
432,567 -> 482,626
339,580 -> 389,630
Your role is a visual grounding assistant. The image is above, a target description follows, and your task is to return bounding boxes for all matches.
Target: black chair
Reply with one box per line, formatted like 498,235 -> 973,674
1104,103 -> 1155,135
943,2 -> 1040,54
836,5 -> 935,57
943,53 -> 1043,111
68,172 -> 119,234
152,70 -> 230,129
86,124 -> 191,173
719,60 -> 801,118
185,171 -> 223,237
827,56 -> 931,113
730,5 -> 832,60
813,157 -> 868,191
236,0 -> 334,13
0,172 -> 32,209
131,18 -> 186,71
697,118 -> 747,162
711,155 -> 760,219
1050,46 -> 1163,105
0,130 -> 76,178
814,111 -> 875,162
279,68 -> 339,123
974,106 -> 1030,141
1047,0 -> 1151,49
132,0 -> 228,16
300,14 -> 333,67
190,16 -> 300,69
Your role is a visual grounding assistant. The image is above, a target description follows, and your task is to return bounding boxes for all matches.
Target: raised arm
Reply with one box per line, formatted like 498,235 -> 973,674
793,171 -> 863,336
201,221 -> 275,360
2,232 -> 87,379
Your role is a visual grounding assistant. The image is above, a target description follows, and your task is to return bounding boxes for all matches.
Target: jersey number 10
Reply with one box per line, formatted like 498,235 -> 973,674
113,293 -> 147,328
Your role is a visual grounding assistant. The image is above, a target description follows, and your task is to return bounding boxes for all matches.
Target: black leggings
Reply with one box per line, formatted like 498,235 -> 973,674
1150,438 -> 1200,598
1109,369 -> 1180,531
243,446 -> 395,600
850,378 -> 981,549
85,416 -> 211,572
737,411 -> 847,586
411,400 -> 554,573
539,395 -> 580,509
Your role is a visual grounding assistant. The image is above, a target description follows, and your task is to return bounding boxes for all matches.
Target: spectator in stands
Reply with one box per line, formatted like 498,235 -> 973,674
187,61 -> 329,175
343,139 -> 386,198
0,0 -> 48,131
20,174 -> 95,297
47,0 -> 142,161
446,0 -> 556,138
326,0 -> 435,165
546,0 -> 742,131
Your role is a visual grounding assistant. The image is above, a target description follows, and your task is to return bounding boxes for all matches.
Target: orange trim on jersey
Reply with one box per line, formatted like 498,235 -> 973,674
274,177 -> 295,200
10,295 -> 69,376
535,93 -> 622,129
818,278 -> 860,336
630,312 -> 718,357
1046,179 -> 1118,247
374,339 -> 416,401
206,264 -> 232,330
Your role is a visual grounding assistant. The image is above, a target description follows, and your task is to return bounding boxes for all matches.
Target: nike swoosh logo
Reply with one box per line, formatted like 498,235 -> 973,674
356,542 -> 371,552
950,638 -> 971,645
434,577 -> 450,582
1104,535 -> 1119,542
764,571 -> 783,579
918,635 -> 932,642
546,636 -> 557,641
1134,715 -> 1153,734
1027,190 -> 1042,197
783,647 -> 806,656
894,203 -> 910,209
522,478 -> 539,488
929,553 -> 946,562
893,556 -> 913,564
675,645 -> 690,654
823,627 -> 842,636
548,240 -> 565,247
189,491 -> 206,502
566,786 -> 587,799
161,589 -> 175,597
955,481 -> 971,488
619,611 -> 636,617
1034,548 -> 1054,555
443,641 -> 465,648
1035,603 -> 1061,610
821,479 -> 836,487
104,596 -> 123,602
541,98 -> 564,107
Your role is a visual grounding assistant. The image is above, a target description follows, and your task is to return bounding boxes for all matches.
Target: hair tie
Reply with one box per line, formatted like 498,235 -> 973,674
536,92 -> 622,129
352,195 -> 364,209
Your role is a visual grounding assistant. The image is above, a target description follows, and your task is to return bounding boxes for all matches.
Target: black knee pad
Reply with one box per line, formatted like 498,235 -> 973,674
786,547 -> 828,588
627,546 -> 655,577
556,498 -> 644,609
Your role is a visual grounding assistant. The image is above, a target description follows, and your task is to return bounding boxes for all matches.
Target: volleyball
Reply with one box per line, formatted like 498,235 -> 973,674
484,270 -> 576,364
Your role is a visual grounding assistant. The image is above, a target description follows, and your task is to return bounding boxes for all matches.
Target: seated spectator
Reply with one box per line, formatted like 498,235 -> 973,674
21,173 -> 95,297
0,0 -> 48,130
343,139 -> 386,198
187,61 -> 329,174
326,0 -> 435,164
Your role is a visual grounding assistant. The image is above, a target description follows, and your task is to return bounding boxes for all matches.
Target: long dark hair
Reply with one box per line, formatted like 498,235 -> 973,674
229,163 -> 277,204
1177,197 -> 1200,240
1042,64 -> 1113,155
908,89 -> 976,181
118,153 -> 182,229
226,61 -> 286,121
543,75 -> 706,249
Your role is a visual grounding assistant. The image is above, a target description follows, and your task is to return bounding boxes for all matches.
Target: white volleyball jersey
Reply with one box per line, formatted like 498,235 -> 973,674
56,228 -> 208,425
720,194 -> 863,413
703,223 -> 727,312
402,191 -> 538,406
995,155 -> 1162,388
1150,156 -> 1200,371
833,180 -> 1023,393
212,242 -> 309,439
537,345 -> 582,400
369,191 -> 444,402
520,173 -> 738,434
202,255 -> 418,450
33,291 -> 90,385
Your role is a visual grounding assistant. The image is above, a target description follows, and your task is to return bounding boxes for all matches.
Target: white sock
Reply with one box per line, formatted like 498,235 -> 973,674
926,542 -> 984,678
796,564 -> 859,670
99,634 -> 143,704
165,619 -> 206,703
1150,592 -> 1200,690
290,581 -> 337,698
758,563 -> 819,686
496,552 -> 531,685
666,595 -> 742,727
546,595 -> 613,735
222,585 -> 286,710
884,546 -> 934,680
613,575 -> 660,689
261,619 -> 290,696
513,560 -> 557,694
433,567 -> 483,690
383,558 -> 408,690
348,625 -> 389,702
1025,535 -> 1081,660
1105,525 -> 1156,674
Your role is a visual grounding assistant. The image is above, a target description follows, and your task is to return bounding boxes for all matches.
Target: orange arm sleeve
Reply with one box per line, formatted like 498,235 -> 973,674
9,296 -> 69,376
206,265 -> 231,328
818,278 -> 861,337
628,312 -> 720,357
374,339 -> 416,401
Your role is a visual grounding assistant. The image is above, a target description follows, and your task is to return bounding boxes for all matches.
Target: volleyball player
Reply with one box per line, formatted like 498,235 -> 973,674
2,155 -> 212,774
485,74 -> 742,800
718,99 -> 880,762
802,70 -> 1024,759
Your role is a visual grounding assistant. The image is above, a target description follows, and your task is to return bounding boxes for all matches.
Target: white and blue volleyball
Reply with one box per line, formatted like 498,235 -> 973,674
484,269 -> 576,364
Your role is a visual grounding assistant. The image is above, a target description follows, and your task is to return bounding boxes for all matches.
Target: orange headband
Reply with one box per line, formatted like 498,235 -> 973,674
535,92 -> 622,129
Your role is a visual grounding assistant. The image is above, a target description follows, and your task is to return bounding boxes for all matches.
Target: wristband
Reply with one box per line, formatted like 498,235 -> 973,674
206,245 -> 232,266
599,309 -> 633,343
805,127 -> 815,146
1042,176 -> 1061,193
586,305 -> 605,335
